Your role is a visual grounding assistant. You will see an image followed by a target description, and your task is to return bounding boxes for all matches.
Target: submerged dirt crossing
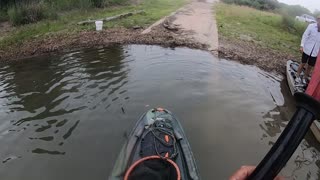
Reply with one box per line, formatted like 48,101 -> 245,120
143,0 -> 219,54
169,0 -> 219,54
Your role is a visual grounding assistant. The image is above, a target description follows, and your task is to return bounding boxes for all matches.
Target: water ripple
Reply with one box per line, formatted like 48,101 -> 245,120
0,45 -> 318,180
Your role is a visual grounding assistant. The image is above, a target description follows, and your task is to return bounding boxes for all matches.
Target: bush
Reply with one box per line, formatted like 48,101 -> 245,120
46,0 -> 91,10
6,0 -> 129,25
7,7 -> 23,25
49,0 -> 128,10
7,2 -> 57,26
75,0 -> 93,9
281,13 -> 295,31
221,0 -> 278,10
92,0 -> 104,7
275,4 -> 310,18
90,0 -> 129,8
8,4 -> 44,25
103,0 -> 129,6
294,21 -> 308,37
0,10 -> 8,22
280,13 -> 307,35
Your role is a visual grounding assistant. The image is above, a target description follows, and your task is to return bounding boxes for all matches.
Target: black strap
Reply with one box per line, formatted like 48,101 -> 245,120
309,43 -> 316,57
140,120 -> 178,159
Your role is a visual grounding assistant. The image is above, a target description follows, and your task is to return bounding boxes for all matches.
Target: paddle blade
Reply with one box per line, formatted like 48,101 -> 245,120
306,55 -> 320,101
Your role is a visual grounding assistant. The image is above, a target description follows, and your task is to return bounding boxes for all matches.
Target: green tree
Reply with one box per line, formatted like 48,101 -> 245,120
221,0 -> 279,10
277,3 -> 310,17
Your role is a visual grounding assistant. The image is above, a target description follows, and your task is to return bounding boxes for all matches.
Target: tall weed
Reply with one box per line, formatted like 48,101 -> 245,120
280,12 -> 307,35
0,10 -> 8,22
8,4 -> 46,25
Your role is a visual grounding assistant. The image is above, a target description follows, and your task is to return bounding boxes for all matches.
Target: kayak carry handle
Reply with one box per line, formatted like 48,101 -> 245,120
247,92 -> 320,180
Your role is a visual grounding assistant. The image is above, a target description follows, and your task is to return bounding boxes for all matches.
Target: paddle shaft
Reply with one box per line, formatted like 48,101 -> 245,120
247,108 -> 314,179
247,93 -> 320,180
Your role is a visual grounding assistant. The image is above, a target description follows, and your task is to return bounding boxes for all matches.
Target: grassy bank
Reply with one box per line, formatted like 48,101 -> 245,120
1,0 -> 129,25
0,0 -> 186,50
215,3 -> 307,57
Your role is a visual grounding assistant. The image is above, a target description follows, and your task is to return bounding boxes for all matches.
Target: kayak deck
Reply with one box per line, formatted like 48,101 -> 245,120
286,60 -> 307,95
109,108 -> 200,180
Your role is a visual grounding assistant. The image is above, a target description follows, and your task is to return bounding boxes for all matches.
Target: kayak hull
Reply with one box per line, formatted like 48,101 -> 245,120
109,108 -> 200,180
286,60 -> 306,95
286,60 -> 320,143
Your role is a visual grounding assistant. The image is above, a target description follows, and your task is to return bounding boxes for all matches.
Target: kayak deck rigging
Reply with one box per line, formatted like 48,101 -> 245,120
109,108 -> 200,180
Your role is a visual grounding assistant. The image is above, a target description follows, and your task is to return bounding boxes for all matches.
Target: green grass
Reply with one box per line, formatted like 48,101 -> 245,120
0,10 -> 8,22
215,3 -> 307,56
0,0 -> 186,49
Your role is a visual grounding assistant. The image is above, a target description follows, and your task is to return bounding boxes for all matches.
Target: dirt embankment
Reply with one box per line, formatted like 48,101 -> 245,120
0,26 -> 206,62
218,36 -> 299,74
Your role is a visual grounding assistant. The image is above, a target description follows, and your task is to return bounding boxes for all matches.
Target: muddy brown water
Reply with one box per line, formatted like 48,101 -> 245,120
0,45 -> 319,180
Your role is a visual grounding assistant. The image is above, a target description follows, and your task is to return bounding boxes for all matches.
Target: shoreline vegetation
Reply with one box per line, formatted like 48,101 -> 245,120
216,0 -> 317,74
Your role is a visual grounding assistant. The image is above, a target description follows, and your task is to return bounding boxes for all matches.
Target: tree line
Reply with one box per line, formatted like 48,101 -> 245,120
221,0 -> 314,17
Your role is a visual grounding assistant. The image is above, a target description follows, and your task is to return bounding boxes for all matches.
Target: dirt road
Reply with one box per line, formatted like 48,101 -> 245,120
143,0 -> 219,55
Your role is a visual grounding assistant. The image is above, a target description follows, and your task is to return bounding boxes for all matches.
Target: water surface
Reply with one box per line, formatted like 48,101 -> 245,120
0,45 -> 319,179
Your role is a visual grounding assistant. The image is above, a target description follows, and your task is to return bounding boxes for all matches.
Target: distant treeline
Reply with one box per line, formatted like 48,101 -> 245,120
221,0 -> 312,36
221,0 -> 314,18
0,0 -> 129,25
222,0 -> 277,10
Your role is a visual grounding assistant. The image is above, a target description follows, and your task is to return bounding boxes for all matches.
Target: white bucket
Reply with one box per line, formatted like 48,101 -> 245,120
95,21 -> 103,31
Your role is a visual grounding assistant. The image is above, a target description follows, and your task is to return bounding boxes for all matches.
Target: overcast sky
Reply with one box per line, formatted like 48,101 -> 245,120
278,0 -> 320,13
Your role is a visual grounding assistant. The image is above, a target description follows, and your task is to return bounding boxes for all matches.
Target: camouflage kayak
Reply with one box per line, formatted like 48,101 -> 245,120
109,108 -> 200,180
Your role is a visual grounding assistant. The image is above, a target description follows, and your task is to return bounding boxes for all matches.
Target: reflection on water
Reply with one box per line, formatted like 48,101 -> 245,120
260,81 -> 294,140
0,45 -> 319,180
282,138 -> 320,180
